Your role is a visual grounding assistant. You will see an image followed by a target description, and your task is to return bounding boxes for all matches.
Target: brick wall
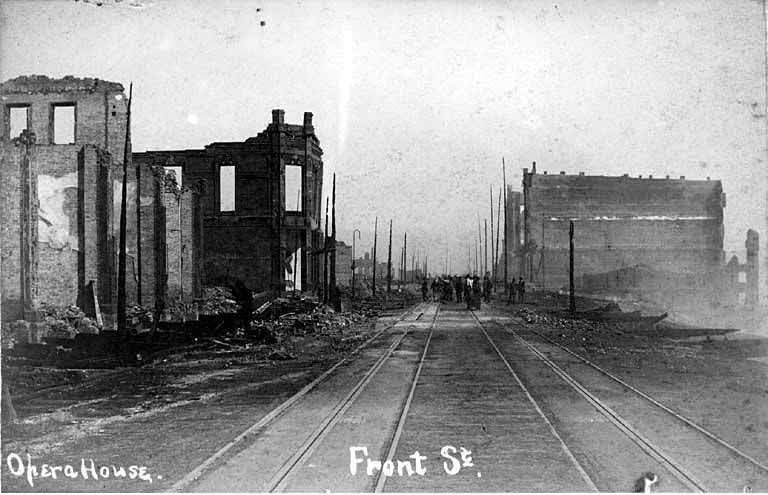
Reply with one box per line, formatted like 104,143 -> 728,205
0,142 -> 115,319
0,145 -> 22,319
133,109 -> 324,296
522,172 -> 725,292
1,76 -> 126,321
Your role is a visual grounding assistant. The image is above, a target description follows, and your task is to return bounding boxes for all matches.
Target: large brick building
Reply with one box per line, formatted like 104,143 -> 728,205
1,76 -> 128,321
133,109 -> 325,296
510,166 -> 726,296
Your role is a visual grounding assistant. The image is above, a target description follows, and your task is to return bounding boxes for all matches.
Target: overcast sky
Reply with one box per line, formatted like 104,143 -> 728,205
1,0 -> 765,276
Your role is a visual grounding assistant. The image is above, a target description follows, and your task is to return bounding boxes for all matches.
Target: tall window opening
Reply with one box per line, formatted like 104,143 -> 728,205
219,165 -> 235,212
285,165 -> 302,211
52,104 -> 75,144
164,166 -> 183,188
8,106 -> 29,139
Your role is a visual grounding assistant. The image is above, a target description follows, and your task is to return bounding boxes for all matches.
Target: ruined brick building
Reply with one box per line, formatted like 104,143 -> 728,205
133,109 -> 325,296
1,76 -> 128,322
2,76 -> 325,324
505,165 -> 735,304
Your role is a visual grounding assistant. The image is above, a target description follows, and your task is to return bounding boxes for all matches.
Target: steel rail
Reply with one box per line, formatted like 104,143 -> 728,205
471,311 -> 599,492
172,302 -> 425,491
265,312 -> 422,492
504,323 -> 706,492
521,325 -> 768,475
374,304 -> 440,493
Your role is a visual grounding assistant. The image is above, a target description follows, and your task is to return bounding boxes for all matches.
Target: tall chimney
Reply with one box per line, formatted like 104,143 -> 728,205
272,109 -> 285,125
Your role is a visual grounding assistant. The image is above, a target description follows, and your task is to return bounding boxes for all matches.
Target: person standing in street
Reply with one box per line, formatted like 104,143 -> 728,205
508,276 -> 517,305
517,277 -> 526,304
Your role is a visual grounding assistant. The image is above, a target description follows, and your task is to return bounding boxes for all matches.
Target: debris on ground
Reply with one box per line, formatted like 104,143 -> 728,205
200,287 -> 240,315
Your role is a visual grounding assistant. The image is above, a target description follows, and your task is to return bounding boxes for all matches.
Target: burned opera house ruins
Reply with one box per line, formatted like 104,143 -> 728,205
1,75 -> 324,328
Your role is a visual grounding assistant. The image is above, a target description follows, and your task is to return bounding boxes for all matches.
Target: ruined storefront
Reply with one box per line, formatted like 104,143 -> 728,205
133,109 -> 324,296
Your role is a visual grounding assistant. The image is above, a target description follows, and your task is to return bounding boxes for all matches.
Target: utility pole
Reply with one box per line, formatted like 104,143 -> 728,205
372,216 -> 378,297
329,173 -> 337,307
323,197 -> 329,302
467,242 -> 470,274
403,232 -> 407,286
495,192 -> 501,287
502,157 -> 508,294
490,185 -> 494,281
484,218 -> 488,277
117,82 -> 132,337
569,220 -> 576,315
352,229 -> 360,299
386,219 -> 392,293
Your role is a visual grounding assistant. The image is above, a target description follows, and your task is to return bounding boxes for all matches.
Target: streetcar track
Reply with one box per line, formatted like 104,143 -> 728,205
505,323 -> 706,492
519,325 -> 768,476
486,308 -> 768,492
470,311 -> 599,492
374,304 -> 440,493
172,303 -> 425,491
266,313 -> 427,492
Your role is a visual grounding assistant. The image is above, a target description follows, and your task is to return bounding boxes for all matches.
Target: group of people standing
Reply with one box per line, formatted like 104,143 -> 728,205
507,277 -> 526,304
420,273 -> 499,310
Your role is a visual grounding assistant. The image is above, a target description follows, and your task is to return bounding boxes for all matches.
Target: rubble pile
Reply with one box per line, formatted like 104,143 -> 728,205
127,305 -> 153,330
39,304 -> 100,339
193,296 -> 373,360
200,287 -> 240,315
515,307 -> 611,333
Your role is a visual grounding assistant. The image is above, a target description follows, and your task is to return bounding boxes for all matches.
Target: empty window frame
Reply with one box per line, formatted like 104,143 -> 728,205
285,165 -> 302,212
164,166 -> 183,188
8,105 -> 30,139
52,104 -> 76,144
219,165 -> 236,212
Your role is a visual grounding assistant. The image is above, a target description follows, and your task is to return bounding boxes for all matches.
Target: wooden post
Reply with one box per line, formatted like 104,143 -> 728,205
569,220 -> 575,314
490,185 -> 494,282
329,173 -> 337,306
502,157 -> 508,294
117,83 -> 132,337
484,218 -> 488,277
323,197 -> 329,302
495,192 -> 501,286
372,216 -> 378,297
386,219 -> 392,293
403,232 -> 407,286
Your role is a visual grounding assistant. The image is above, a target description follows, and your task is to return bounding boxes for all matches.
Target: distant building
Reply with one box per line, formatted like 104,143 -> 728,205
335,241 -> 353,287
512,166 -> 726,301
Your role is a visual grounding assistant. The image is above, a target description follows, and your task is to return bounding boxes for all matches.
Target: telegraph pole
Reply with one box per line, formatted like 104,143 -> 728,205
490,185 -> 494,280
484,218 -> 488,277
329,173 -> 337,307
495,192 -> 501,287
386,219 -> 392,293
569,220 -> 576,314
372,217 -> 378,297
502,157 -> 508,294
323,197 -> 329,302
403,232 -> 407,286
